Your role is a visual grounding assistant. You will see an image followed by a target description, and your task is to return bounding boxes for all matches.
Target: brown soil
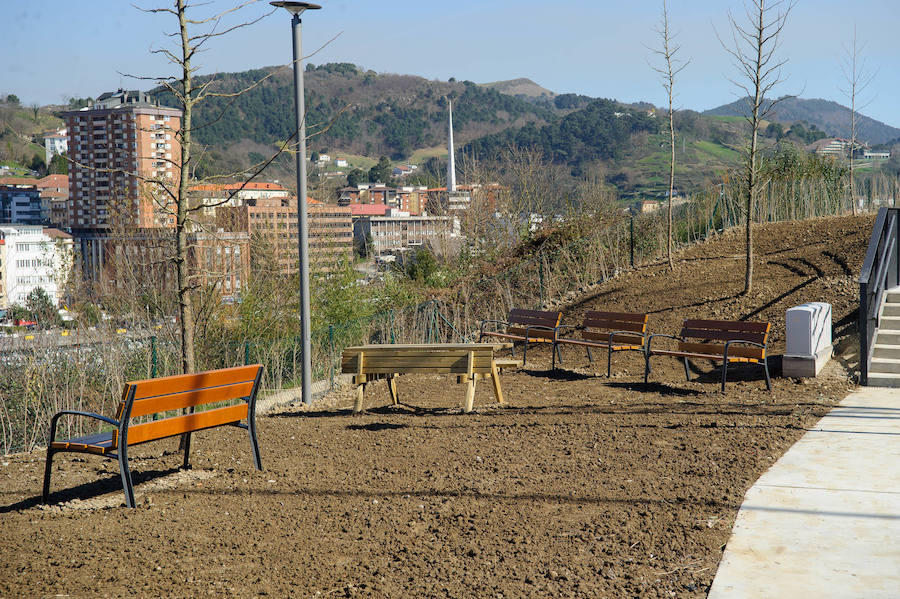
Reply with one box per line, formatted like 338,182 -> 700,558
0,215 -> 871,598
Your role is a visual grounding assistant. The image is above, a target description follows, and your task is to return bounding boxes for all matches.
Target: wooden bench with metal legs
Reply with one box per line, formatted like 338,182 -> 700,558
478,308 -> 562,365
42,364 -> 264,508
553,311 -> 648,376
644,319 -> 772,392
341,344 -> 508,413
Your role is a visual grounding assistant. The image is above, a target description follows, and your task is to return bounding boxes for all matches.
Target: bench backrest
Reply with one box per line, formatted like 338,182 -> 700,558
678,319 -> 770,360
342,345 -> 496,376
507,308 -> 563,341
581,311 -> 648,346
114,364 -> 263,447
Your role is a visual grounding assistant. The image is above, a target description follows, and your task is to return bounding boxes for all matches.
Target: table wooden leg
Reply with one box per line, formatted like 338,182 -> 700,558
490,360 -> 504,405
464,351 -> 477,413
388,375 -> 399,406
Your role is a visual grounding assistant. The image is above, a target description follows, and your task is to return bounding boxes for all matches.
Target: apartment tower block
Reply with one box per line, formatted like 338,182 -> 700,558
63,89 -> 182,229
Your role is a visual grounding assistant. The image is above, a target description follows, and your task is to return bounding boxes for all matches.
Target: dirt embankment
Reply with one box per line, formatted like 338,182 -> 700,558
0,214 -> 871,598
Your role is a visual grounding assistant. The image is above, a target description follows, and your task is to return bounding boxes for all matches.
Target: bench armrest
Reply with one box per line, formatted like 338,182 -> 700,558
647,333 -> 682,354
47,410 -> 120,445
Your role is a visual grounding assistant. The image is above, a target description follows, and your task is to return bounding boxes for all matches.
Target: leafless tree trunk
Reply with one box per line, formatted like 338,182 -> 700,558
650,0 -> 688,271
719,0 -> 795,294
840,24 -> 874,217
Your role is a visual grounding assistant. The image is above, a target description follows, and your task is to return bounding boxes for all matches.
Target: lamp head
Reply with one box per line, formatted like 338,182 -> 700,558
270,1 -> 321,16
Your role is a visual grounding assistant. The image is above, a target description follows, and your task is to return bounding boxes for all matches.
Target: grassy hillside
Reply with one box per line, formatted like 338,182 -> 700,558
0,99 -> 65,171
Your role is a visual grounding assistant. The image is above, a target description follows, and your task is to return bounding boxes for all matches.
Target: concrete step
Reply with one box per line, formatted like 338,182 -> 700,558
869,358 -> 900,374
872,344 -> 900,360
866,371 -> 900,387
874,331 -> 900,346
882,304 -> 900,317
885,291 -> 900,303
878,316 -> 900,331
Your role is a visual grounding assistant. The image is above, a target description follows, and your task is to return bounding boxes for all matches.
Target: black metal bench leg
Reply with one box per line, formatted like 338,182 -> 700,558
586,347 -> 593,365
42,449 -> 55,504
552,343 -> 558,369
182,432 -> 192,470
644,352 -> 651,384
248,411 -> 262,470
683,357 -> 691,382
522,340 -> 528,365
763,358 -> 772,391
607,350 -> 613,378
721,361 -> 729,393
118,449 -> 135,509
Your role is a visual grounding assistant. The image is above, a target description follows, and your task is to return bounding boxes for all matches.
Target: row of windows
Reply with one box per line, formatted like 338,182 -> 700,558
16,259 -> 50,268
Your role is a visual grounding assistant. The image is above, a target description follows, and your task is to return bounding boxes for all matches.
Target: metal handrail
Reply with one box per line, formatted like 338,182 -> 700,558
859,207 -> 900,385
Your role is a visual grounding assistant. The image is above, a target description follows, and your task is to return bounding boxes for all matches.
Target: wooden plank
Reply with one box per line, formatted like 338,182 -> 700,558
128,365 -> 261,401
682,319 -> 770,333
585,310 -> 648,323
129,381 -> 254,418
343,343 -> 503,351
678,342 -> 765,360
582,331 -> 645,345
341,357 -> 495,370
121,404 -> 247,446
351,365 -> 495,375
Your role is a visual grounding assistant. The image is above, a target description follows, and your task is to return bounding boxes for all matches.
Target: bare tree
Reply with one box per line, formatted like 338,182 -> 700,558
719,0 -> 795,294
650,0 -> 688,271
840,24 -> 875,216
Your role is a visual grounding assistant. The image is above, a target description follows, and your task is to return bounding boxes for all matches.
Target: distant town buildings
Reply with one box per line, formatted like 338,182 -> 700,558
354,209 -> 452,256
0,225 -> 73,309
216,196 -> 353,274
62,89 -> 182,229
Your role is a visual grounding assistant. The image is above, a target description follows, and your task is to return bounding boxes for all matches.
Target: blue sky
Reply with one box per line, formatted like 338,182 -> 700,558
3,0 -> 899,128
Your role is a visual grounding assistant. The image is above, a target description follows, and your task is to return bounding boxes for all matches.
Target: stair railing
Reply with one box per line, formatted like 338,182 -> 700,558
859,207 -> 900,385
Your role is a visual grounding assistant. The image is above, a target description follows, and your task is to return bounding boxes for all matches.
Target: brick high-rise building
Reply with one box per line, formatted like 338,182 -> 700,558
62,89 -> 182,229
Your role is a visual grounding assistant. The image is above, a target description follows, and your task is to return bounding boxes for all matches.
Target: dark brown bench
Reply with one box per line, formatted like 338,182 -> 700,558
479,308 -> 563,365
644,319 -> 771,391
553,311 -> 649,376
42,364 -> 264,508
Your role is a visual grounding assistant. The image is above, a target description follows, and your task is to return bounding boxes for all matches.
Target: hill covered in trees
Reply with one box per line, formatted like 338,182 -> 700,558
704,97 -> 900,145
151,63 -> 558,174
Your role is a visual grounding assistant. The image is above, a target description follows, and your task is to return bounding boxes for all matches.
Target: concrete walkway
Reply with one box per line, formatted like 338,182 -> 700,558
708,387 -> 900,598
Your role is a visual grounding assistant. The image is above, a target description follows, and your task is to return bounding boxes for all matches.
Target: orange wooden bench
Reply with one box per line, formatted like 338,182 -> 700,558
553,311 -> 648,376
42,364 -> 264,508
478,308 -> 562,365
644,319 -> 771,392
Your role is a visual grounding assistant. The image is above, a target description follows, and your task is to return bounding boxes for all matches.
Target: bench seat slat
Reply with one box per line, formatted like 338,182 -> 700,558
119,403 -> 248,446
557,338 -> 643,350
652,348 -> 760,363
581,331 -> 645,345
677,341 -> 765,360
50,432 -> 114,455
341,349 -> 494,359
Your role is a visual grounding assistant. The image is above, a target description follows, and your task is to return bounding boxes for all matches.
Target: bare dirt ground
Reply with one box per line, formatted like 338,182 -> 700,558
0,215 -> 871,598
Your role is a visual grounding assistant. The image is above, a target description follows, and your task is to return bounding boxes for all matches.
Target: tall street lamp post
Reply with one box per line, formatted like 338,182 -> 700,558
271,1 -> 321,405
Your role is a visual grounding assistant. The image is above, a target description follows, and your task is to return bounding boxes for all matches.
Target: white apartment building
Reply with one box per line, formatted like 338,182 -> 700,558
353,209 -> 452,256
0,225 -> 73,309
43,129 -> 68,164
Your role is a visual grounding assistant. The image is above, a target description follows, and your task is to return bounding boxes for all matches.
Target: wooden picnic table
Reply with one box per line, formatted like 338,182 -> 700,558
341,343 -> 519,413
